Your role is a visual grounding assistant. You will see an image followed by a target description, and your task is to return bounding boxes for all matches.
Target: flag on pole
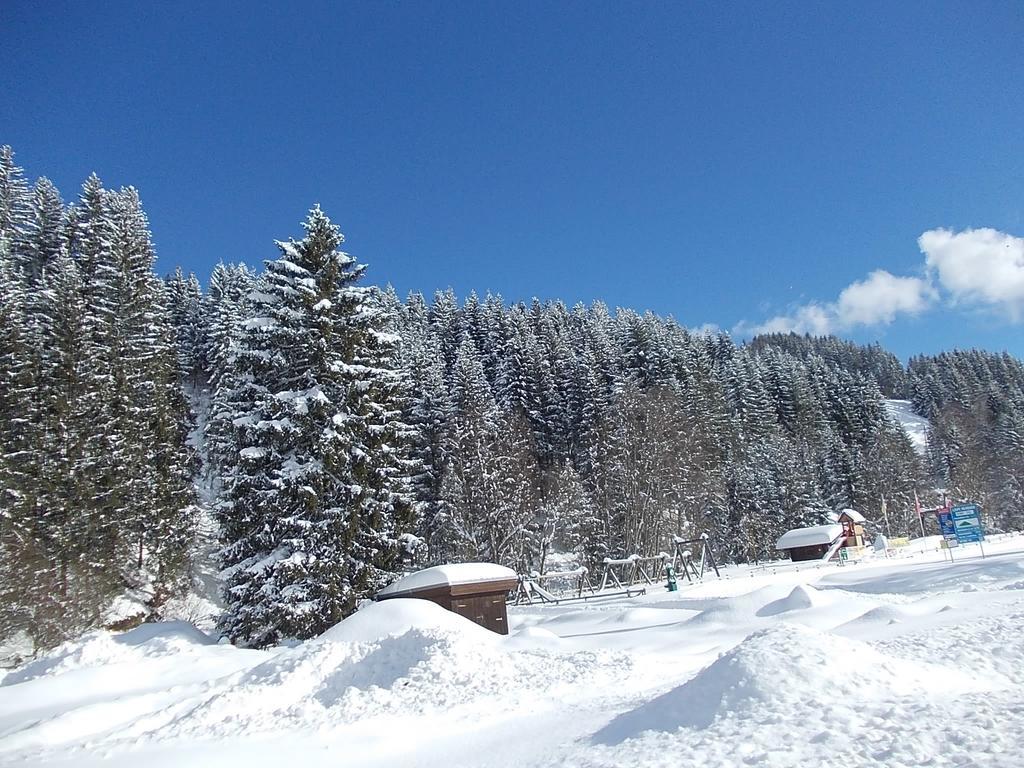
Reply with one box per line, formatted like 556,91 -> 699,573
914,490 -> 923,518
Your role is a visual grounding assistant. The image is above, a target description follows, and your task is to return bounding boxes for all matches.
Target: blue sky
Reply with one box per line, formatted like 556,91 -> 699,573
3,1 -> 1022,360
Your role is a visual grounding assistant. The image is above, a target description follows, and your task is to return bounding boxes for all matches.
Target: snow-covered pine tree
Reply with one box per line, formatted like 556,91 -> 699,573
429,288 -> 462,375
166,267 -> 207,388
204,263 -> 254,390
218,206 -> 412,647
530,461 -> 596,574
203,262 -> 256,484
140,279 -> 199,597
403,332 -> 453,564
438,337 -> 540,567
0,246 -> 35,516
22,177 -> 65,285
0,241 -> 42,647
344,283 -> 418,590
64,175 -> 122,544
31,252 -> 106,646
0,146 -> 32,264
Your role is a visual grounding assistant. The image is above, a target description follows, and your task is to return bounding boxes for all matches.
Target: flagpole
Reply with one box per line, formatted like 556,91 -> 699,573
914,490 -> 925,539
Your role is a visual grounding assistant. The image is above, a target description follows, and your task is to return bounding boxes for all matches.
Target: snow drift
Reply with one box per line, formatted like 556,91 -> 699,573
593,622 -> 979,743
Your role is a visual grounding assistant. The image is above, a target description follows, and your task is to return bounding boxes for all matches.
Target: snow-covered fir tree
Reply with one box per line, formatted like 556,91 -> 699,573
0,149 -> 197,654
217,206 -> 414,647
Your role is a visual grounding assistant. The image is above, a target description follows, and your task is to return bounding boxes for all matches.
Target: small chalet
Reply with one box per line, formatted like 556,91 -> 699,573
375,563 -> 518,635
775,524 -> 845,562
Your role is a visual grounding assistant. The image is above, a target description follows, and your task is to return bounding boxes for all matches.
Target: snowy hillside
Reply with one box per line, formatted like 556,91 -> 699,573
883,399 -> 931,454
3,535 -> 1024,767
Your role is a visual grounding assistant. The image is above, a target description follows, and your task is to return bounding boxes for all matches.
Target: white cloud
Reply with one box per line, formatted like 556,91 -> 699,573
735,226 -> 1024,339
740,303 -> 835,336
736,271 -> 934,337
835,270 -> 936,327
919,227 -> 1024,320
688,322 -> 722,336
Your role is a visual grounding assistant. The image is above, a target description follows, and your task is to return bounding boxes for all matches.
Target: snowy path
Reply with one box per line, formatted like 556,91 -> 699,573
2,535 -> 1023,767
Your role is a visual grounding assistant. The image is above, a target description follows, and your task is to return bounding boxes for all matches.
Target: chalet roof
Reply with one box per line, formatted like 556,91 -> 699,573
838,508 -> 867,523
775,524 -> 845,550
378,563 -> 517,598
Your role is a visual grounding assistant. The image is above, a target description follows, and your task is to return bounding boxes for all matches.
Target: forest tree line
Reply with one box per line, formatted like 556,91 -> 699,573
2,146 -> 1023,652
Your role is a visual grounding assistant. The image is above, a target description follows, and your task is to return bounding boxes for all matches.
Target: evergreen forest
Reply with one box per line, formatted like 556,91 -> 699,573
3,147 -> 1023,653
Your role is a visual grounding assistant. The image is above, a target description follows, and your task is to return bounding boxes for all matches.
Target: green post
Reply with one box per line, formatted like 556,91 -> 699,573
665,564 -> 678,592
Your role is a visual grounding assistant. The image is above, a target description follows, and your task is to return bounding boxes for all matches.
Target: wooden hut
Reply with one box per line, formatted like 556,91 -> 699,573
375,563 -> 519,635
775,524 -> 845,562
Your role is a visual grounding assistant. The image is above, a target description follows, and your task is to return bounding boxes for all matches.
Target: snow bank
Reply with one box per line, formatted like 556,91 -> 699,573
506,626 -> 565,650
317,598 -> 497,644
2,621 -> 215,686
0,601 -> 633,758
594,622 -> 979,743
756,584 -> 835,616
6,536 -> 1024,768
103,621 -> 630,746
838,604 -> 907,629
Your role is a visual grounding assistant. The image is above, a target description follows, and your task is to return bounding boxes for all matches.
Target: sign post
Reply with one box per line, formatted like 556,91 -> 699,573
936,508 -> 957,562
914,490 -> 926,540
951,503 -> 985,557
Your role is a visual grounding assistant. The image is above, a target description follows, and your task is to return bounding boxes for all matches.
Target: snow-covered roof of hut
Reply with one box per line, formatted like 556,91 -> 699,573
827,508 -> 867,524
378,563 -> 517,598
775,524 -> 844,550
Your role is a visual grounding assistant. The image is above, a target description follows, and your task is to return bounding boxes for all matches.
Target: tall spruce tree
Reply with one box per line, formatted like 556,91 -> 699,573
218,207 -> 412,647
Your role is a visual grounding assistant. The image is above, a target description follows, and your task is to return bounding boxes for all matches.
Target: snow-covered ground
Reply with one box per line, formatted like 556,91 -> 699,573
884,399 -> 931,454
3,535 -> 1024,768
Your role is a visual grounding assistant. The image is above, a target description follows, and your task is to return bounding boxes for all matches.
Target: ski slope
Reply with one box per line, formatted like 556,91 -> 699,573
2,535 -> 1024,768
883,399 -> 931,455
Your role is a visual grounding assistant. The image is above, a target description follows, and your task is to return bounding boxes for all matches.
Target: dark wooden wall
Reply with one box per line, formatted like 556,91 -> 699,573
377,578 -> 518,635
449,590 -> 510,634
787,543 -> 829,562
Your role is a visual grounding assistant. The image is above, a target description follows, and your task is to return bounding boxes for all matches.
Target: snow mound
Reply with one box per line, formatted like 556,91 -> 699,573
1004,580 -> 1024,591
684,584 -> 795,626
839,605 -> 907,629
121,625 -> 631,744
604,607 -> 677,626
756,584 -> 832,616
506,626 -> 565,650
4,602 -> 633,750
318,598 -> 498,645
593,623 -> 971,743
2,621 -> 215,686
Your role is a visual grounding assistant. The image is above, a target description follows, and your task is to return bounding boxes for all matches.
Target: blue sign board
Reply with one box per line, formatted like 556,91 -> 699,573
936,510 -> 956,540
950,504 -> 984,544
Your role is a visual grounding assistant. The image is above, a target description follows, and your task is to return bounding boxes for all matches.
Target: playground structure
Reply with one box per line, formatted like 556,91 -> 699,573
670,533 -> 722,581
598,553 -> 668,592
514,566 -> 597,604
513,534 -> 722,606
